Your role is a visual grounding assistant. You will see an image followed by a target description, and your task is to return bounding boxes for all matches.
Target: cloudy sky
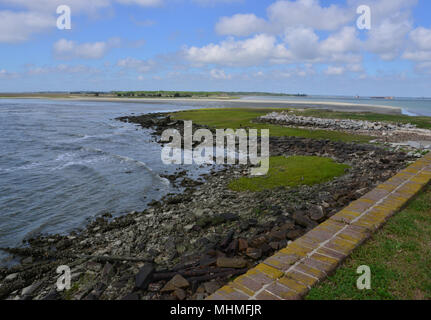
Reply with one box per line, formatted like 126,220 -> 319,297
0,0 -> 430,96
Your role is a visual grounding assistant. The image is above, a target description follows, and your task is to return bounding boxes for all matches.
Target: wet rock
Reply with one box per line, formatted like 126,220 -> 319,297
200,255 -> 217,267
5,273 -> 18,281
22,257 -> 33,265
249,236 -> 267,248
269,242 -> 280,250
161,274 -> 190,292
193,208 -> 205,218
216,257 -> 247,269
238,239 -> 248,251
269,230 -> 287,241
246,248 -> 262,260
102,262 -> 115,279
292,211 -> 316,229
203,281 -> 221,294
221,213 -> 239,222
280,222 -> 295,231
42,289 -> 60,300
174,288 -> 186,300
183,224 -> 195,232
287,229 -> 304,240
240,221 -> 250,231
226,239 -> 239,255
135,264 -> 155,290
220,230 -> 234,248
309,205 -> 325,221
21,280 -> 43,297
121,292 -> 140,300
87,261 -> 102,272
278,239 -> 288,249
248,219 -> 258,227
259,243 -> 272,255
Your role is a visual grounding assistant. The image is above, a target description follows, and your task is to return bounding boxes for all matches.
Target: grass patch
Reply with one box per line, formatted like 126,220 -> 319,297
306,185 -> 431,300
228,155 -> 350,192
171,108 -> 373,143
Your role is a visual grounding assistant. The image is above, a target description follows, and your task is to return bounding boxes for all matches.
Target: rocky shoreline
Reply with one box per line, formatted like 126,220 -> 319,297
257,111 -> 431,145
0,111 -> 419,300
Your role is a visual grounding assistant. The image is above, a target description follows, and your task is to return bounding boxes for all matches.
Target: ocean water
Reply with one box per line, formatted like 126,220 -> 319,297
0,99 -> 212,262
241,95 -> 431,116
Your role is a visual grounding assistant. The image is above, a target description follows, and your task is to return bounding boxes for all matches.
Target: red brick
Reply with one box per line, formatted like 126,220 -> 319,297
265,282 -> 300,300
255,290 -> 282,300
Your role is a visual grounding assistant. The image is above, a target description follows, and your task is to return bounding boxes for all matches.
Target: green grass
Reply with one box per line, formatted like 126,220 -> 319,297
294,109 -> 431,130
228,155 -> 350,192
171,108 -> 373,143
306,186 -> 431,300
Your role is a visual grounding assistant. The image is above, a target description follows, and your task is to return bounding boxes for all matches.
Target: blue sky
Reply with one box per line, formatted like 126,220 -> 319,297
0,0 -> 431,97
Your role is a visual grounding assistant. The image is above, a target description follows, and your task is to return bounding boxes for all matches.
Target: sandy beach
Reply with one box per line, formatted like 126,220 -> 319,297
0,95 -> 403,115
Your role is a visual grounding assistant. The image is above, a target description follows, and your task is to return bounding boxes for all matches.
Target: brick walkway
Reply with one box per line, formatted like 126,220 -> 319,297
207,153 -> 431,300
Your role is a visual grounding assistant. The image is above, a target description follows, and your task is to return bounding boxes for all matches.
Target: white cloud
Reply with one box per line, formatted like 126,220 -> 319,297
0,10 -> 54,43
267,0 -> 353,32
0,68 -> 18,78
215,14 -> 268,37
210,69 -> 231,79
53,38 -> 122,60
117,57 -> 156,72
185,25 -> 362,68
365,18 -> 412,60
408,27 -> 431,51
0,0 -> 162,12
320,27 -> 359,55
26,64 -> 100,75
116,0 -> 163,6
215,0 -> 355,37
0,0 -> 163,43
0,0 -> 112,13
184,34 -> 287,67
402,27 -> 431,73
324,65 -> 345,75
209,0 -> 418,68
283,27 -> 319,61
192,0 -> 244,5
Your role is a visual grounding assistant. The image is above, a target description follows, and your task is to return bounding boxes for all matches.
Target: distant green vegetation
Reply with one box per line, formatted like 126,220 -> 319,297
293,109 -> 431,130
307,185 -> 431,300
228,156 -> 350,192
171,108 -> 373,143
113,91 -> 306,98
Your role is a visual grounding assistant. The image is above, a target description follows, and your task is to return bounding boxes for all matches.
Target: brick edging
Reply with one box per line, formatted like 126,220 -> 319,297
207,153 -> 431,300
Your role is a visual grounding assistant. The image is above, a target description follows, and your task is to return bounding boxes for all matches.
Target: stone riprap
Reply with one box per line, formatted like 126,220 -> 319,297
207,152 -> 431,300
258,112 -> 417,132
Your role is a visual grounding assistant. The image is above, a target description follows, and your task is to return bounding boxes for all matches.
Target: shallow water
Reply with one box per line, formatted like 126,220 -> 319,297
0,99 -> 212,262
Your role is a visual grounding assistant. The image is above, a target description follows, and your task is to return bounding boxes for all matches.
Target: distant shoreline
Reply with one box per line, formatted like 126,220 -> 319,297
0,95 -> 403,115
